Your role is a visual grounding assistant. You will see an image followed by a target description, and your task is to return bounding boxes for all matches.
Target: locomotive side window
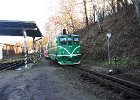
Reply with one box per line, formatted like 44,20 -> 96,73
68,38 -> 72,45
60,37 -> 66,45
74,37 -> 79,44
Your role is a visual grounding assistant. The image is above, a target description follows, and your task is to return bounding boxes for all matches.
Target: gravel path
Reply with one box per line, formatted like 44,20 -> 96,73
0,58 -> 123,100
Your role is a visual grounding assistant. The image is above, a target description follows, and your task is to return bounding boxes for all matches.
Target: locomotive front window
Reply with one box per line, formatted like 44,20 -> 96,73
60,37 -> 66,45
74,37 -> 79,44
68,38 -> 72,45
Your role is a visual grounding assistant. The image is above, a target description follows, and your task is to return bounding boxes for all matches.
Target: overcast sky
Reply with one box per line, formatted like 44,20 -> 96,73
0,0 -> 58,43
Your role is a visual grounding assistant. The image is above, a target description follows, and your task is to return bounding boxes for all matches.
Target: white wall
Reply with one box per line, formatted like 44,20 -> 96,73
0,44 -> 3,60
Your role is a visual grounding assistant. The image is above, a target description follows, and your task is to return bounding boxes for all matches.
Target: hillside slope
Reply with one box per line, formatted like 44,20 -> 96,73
79,5 -> 140,67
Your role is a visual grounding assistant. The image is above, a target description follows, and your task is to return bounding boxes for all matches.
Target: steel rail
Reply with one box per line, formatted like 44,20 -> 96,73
0,55 -> 39,72
74,66 -> 140,99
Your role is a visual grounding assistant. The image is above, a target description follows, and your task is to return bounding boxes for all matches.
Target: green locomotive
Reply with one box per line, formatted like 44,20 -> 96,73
48,31 -> 81,65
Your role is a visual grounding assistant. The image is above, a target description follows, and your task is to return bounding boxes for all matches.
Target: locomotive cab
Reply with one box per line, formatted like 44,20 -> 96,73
56,34 -> 81,65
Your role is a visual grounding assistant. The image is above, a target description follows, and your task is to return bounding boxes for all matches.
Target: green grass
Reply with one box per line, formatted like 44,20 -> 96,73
82,57 -> 139,69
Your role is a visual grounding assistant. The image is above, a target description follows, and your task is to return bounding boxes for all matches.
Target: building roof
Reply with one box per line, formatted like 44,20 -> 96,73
0,20 -> 42,37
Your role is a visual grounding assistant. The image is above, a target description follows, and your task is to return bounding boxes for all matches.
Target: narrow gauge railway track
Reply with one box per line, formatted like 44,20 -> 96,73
0,55 -> 40,71
72,66 -> 140,99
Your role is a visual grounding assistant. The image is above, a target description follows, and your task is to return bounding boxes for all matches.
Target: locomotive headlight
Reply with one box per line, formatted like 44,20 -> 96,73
77,51 -> 79,53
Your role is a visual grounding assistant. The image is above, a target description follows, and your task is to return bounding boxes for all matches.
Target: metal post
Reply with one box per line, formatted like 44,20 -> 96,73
39,37 -> 42,59
23,29 -> 28,68
108,38 -> 111,64
107,32 -> 111,64
33,37 -> 35,53
39,41 -> 42,58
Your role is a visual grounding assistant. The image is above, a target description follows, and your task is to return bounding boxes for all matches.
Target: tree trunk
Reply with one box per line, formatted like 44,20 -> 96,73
132,0 -> 140,24
70,15 -> 75,33
107,0 -> 116,13
66,23 -> 70,33
117,0 -> 121,12
83,0 -> 89,28
102,0 -> 106,19
93,9 -> 96,23
91,0 -> 96,22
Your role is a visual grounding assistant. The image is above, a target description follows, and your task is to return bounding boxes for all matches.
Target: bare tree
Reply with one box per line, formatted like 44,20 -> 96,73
58,0 -> 78,33
45,0 -> 135,35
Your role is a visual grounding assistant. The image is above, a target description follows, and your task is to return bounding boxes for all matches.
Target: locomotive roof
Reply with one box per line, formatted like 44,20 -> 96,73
58,34 -> 79,37
0,20 -> 42,37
